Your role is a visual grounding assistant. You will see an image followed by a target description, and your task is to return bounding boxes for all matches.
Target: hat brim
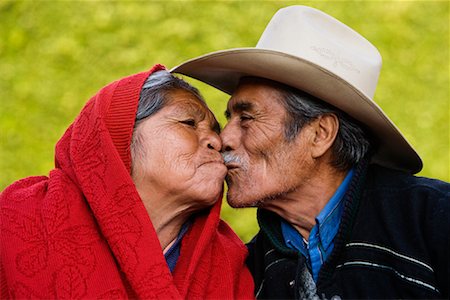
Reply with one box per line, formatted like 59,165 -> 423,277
171,48 -> 422,174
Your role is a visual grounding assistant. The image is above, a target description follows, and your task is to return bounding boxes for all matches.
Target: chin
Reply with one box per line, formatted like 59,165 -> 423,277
201,196 -> 220,207
199,185 -> 223,204
227,182 -> 284,208
226,189 -> 260,208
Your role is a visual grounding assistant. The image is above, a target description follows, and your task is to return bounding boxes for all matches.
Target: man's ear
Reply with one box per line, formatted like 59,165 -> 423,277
309,114 -> 339,159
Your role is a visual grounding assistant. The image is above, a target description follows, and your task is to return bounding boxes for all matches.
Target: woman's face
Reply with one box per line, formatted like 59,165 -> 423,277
131,89 -> 227,210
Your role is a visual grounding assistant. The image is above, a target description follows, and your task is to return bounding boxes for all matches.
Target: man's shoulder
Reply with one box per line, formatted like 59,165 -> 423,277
245,230 -> 278,263
366,164 -> 449,198
360,164 -> 449,229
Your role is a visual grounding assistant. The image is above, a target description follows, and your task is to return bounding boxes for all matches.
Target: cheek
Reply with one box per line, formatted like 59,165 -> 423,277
161,138 -> 199,175
141,132 -> 199,178
227,140 -> 301,206
244,124 -> 285,162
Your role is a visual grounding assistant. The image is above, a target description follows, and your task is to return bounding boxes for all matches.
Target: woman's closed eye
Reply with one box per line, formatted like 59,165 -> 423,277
180,119 -> 196,127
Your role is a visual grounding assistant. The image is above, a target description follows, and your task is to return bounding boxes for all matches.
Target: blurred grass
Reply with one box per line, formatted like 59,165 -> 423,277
1,1 -> 448,242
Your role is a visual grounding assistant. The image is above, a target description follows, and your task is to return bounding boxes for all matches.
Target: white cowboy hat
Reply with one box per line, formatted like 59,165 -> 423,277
171,5 -> 422,174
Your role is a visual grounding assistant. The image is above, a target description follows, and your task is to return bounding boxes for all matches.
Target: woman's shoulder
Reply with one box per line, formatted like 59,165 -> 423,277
0,169 -> 84,234
1,175 -> 49,206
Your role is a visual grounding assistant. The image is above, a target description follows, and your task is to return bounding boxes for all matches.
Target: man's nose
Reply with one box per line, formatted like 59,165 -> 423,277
220,121 -> 240,152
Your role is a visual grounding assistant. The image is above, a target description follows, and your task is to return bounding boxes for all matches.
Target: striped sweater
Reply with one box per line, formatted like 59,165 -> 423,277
246,161 -> 449,299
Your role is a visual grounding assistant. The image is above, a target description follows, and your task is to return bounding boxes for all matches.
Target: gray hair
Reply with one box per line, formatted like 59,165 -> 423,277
279,86 -> 374,171
135,70 -> 205,125
131,70 -> 205,173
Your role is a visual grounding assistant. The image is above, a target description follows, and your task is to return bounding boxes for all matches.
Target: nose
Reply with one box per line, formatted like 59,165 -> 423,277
204,130 -> 222,151
220,121 -> 240,152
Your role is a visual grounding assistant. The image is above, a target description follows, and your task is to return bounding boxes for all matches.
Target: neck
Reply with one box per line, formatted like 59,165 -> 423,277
148,202 -> 190,252
135,186 -> 192,251
262,163 -> 347,240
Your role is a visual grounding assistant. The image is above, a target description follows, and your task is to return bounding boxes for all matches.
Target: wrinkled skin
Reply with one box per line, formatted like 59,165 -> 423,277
221,79 -> 317,208
132,89 -> 227,214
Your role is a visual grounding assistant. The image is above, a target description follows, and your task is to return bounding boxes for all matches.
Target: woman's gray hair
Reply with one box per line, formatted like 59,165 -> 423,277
131,70 -> 205,173
279,86 -> 374,171
135,70 -> 205,125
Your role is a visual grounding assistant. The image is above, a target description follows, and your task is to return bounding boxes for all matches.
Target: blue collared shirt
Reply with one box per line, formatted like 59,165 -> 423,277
281,168 -> 354,282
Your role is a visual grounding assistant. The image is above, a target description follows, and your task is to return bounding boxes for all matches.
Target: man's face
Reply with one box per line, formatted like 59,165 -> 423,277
221,79 -> 314,208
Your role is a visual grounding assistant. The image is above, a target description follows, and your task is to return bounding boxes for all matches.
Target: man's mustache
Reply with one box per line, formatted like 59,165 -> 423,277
221,152 -> 246,168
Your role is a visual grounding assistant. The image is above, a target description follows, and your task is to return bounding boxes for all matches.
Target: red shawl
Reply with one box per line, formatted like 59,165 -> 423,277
0,65 -> 254,299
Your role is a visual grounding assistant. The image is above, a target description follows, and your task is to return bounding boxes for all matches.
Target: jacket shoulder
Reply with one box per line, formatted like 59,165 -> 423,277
366,165 -> 449,199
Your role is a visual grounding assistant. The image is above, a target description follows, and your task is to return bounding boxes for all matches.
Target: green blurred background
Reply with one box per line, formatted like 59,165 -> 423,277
1,1 -> 448,242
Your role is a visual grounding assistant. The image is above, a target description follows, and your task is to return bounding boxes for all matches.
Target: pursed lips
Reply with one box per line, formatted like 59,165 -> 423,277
200,158 -> 225,167
224,162 -> 239,170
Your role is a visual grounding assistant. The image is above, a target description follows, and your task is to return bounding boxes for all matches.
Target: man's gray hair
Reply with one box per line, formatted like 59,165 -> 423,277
131,70 -> 205,173
279,86 -> 374,171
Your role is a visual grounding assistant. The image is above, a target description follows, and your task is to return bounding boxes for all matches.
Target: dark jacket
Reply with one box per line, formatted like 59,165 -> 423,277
246,162 -> 449,299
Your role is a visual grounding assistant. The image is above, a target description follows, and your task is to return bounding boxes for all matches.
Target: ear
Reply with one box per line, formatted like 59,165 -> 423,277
309,114 -> 339,159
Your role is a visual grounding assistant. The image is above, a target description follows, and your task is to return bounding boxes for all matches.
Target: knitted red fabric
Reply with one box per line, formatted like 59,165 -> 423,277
0,65 -> 254,299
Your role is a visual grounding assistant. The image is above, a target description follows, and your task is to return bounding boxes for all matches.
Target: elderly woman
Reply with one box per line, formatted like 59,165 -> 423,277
0,65 -> 254,299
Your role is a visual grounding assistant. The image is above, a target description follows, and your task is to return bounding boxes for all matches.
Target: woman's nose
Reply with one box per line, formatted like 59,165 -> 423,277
204,131 -> 222,151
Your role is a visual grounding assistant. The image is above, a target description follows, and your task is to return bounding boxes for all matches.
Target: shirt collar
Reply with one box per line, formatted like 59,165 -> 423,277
281,168 -> 354,252
281,220 -> 308,256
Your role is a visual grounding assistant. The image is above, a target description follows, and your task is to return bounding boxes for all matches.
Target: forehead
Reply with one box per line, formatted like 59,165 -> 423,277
227,79 -> 287,113
166,89 -> 207,114
165,89 -> 219,129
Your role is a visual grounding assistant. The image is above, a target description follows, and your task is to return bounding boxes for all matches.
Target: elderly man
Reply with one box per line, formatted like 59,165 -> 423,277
172,5 -> 449,299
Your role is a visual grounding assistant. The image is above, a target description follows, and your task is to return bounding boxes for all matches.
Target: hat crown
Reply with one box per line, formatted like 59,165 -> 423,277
256,5 -> 382,98
170,5 -> 422,173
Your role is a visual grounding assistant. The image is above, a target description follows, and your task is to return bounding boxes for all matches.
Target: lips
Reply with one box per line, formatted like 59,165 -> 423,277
200,157 -> 225,167
201,160 -> 223,166
225,163 -> 239,170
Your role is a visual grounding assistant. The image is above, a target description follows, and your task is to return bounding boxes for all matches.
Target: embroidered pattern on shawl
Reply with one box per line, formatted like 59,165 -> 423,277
1,65 -> 254,299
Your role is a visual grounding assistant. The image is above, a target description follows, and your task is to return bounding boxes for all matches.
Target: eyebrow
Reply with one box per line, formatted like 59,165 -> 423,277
172,102 -> 206,119
224,100 -> 254,119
